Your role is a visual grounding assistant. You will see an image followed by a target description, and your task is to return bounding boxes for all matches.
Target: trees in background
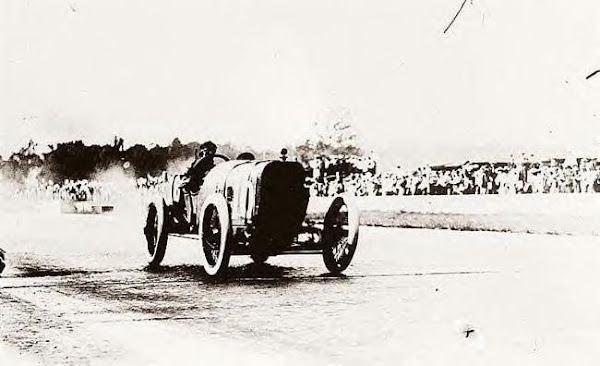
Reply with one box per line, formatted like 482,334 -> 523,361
0,139 -> 44,183
1,138 -> 171,183
0,138 -> 280,183
295,120 -> 363,164
0,120 -> 364,184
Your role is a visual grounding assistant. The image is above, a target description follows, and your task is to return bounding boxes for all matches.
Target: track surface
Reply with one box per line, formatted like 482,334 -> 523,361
1,204 -> 600,365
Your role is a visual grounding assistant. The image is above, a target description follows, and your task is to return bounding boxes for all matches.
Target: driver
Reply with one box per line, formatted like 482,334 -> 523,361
181,141 -> 217,193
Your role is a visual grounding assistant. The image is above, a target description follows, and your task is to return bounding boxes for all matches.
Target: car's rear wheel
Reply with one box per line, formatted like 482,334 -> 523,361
322,195 -> 359,274
200,194 -> 231,276
170,175 -> 183,205
144,199 -> 168,267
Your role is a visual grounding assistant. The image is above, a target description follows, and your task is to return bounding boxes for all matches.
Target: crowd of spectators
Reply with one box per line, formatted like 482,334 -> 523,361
305,156 -> 600,197
6,173 -> 169,203
6,155 -> 600,202
9,178 -> 115,202
307,155 -> 377,196
135,173 -> 169,197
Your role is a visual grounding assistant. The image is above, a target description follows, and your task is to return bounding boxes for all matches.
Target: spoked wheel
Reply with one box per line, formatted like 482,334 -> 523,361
322,195 -> 360,274
200,194 -> 231,276
144,199 -> 169,267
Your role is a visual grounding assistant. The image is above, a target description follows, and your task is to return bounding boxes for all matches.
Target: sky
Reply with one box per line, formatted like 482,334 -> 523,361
1,0 -> 600,167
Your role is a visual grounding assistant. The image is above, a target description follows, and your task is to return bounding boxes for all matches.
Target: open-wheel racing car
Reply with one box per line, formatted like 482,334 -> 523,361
143,154 -> 360,276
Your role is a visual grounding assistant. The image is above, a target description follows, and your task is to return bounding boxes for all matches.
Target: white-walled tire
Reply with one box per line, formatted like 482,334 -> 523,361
322,195 -> 360,274
200,194 -> 231,276
144,199 -> 168,267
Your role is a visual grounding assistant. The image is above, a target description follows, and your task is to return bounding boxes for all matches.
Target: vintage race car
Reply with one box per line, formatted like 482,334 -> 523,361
143,155 -> 359,276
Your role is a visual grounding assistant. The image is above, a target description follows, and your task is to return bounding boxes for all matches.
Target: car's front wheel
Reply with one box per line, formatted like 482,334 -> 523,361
322,195 -> 360,274
200,194 -> 231,276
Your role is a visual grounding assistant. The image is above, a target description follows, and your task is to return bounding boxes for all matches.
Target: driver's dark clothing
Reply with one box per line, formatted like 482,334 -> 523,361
182,155 -> 215,193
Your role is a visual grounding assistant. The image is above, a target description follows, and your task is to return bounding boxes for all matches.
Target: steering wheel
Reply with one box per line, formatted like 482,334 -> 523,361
213,154 -> 230,165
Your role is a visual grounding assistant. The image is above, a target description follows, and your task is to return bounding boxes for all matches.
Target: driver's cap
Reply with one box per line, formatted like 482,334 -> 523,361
200,141 -> 217,153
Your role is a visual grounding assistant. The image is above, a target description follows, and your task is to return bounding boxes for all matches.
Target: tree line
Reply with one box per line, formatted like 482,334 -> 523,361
0,133 -> 362,184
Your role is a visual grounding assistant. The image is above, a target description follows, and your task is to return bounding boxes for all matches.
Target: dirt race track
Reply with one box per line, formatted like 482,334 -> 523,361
1,201 -> 600,365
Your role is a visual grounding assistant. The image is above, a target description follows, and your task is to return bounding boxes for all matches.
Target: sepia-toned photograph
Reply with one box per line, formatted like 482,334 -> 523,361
1,0 -> 600,364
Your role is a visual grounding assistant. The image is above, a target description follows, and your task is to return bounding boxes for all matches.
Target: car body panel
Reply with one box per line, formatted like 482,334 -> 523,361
193,160 -> 309,255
